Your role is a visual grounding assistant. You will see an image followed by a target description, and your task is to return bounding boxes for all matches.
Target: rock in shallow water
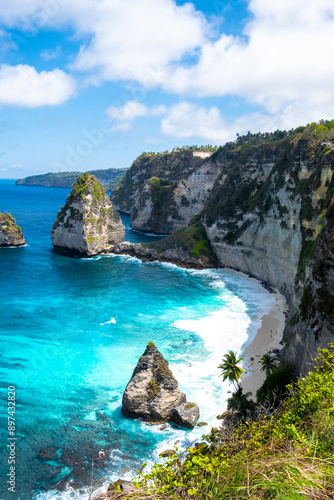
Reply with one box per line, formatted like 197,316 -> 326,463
0,212 -> 25,247
173,402 -> 200,429
122,342 -> 186,424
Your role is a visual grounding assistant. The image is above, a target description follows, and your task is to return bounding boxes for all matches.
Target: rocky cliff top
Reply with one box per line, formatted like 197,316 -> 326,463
0,212 -> 25,247
51,173 -> 124,257
111,150 -> 220,234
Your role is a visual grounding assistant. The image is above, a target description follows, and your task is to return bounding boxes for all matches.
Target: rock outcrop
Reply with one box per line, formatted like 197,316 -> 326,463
173,402 -> 200,429
0,212 -> 25,247
111,150 -> 219,234
51,173 -> 125,257
111,218 -> 217,269
122,342 -> 187,424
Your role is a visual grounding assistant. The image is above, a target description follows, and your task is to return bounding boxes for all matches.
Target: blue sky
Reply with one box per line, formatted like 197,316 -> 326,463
0,0 -> 334,178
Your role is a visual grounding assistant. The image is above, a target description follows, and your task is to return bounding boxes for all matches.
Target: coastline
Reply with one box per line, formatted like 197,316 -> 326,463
241,289 -> 288,399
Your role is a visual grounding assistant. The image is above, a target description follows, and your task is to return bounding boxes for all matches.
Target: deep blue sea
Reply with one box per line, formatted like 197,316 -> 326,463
0,180 -> 274,500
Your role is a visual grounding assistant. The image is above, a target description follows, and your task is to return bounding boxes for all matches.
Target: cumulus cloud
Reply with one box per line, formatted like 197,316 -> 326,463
163,0 -> 334,125
1,1 -> 334,130
161,102 -> 230,144
0,64 -> 76,107
0,0 -> 206,86
106,100 -> 166,131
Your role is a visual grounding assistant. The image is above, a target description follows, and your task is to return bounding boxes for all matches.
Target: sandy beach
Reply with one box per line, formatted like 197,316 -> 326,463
241,289 -> 288,400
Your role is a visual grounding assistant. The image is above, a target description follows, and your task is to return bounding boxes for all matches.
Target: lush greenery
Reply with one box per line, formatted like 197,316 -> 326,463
127,345 -> 334,499
150,216 -> 216,264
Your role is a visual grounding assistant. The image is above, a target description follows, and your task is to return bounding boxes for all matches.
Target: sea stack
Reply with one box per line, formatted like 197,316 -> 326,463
0,212 -> 25,247
122,342 -> 187,424
51,173 -> 125,257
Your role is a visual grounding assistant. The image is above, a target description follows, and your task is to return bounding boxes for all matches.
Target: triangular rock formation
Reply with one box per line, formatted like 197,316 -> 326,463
51,173 -> 125,257
0,212 -> 25,247
122,342 -> 187,424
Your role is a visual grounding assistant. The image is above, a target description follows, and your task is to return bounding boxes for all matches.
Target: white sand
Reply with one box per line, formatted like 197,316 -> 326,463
241,289 -> 288,400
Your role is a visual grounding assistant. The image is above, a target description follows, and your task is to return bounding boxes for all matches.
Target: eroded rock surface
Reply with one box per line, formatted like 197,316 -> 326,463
0,212 -> 25,247
122,342 -> 186,424
173,402 -> 200,429
51,173 -> 124,257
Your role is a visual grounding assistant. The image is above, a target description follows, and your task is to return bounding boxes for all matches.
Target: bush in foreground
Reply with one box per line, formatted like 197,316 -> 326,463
125,345 -> 334,499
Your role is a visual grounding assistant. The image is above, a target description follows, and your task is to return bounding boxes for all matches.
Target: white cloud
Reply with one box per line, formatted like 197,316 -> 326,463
163,1 -> 334,126
106,100 -> 166,131
0,64 -> 76,107
161,102 -> 231,144
0,0 -> 207,86
10,163 -> 23,168
160,101 -> 329,145
1,1 -> 334,131
40,45 -> 61,61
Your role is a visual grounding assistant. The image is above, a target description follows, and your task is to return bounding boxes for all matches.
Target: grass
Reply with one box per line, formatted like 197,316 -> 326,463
115,344 -> 334,500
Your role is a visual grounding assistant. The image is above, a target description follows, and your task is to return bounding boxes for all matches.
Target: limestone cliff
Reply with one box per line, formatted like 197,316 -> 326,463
111,150 -> 219,234
122,342 -> 187,424
51,173 -> 125,257
115,123 -> 334,376
201,124 -> 334,374
0,212 -> 25,247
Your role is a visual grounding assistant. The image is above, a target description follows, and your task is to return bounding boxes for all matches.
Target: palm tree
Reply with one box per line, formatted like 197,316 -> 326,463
218,350 -> 246,390
259,353 -> 277,376
227,387 -> 256,422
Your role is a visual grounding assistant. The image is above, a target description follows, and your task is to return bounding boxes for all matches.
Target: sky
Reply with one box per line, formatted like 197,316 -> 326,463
0,0 -> 334,179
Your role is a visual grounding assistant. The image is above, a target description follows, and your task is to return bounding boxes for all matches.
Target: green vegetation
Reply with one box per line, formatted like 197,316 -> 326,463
227,387 -> 255,422
150,217 -> 215,264
16,167 -> 126,190
259,353 -> 277,376
256,362 -> 296,407
296,240 -> 316,282
289,312 -> 300,326
186,403 -> 195,409
148,177 -> 175,211
0,212 -> 23,236
147,341 -> 156,348
316,280 -> 334,318
218,350 -> 246,390
300,284 -> 313,321
147,379 -> 160,401
130,345 -> 334,499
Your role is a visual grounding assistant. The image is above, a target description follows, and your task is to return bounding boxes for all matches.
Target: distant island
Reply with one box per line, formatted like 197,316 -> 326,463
15,167 -> 127,191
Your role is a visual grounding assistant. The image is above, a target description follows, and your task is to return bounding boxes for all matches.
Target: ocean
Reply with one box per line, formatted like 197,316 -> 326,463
0,180 -> 274,499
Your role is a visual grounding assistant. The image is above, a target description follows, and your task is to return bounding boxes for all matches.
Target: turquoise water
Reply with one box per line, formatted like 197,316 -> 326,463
0,180 -> 274,499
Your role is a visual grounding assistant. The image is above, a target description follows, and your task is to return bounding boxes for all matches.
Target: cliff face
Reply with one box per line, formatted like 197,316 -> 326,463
16,168 -> 127,190
202,127 -> 334,374
51,173 -> 125,257
0,212 -> 25,247
111,150 -> 219,234
116,124 -> 334,376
